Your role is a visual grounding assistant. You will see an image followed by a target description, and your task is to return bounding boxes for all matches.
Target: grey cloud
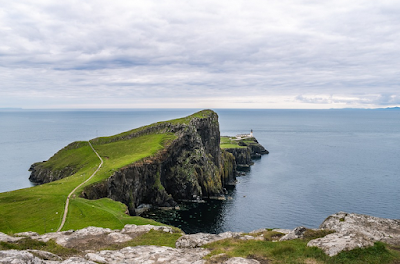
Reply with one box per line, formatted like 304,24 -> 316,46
1,0 -> 400,108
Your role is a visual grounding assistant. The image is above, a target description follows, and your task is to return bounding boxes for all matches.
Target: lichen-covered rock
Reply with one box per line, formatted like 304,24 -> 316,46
14,231 -> 39,237
61,257 -> 97,264
0,250 -> 44,264
0,232 -> 23,242
318,211 -> 400,245
279,226 -> 307,241
85,245 -> 210,264
176,231 -> 242,248
223,257 -> 260,264
121,224 -> 174,234
307,212 -> 400,256
307,232 -> 374,256
34,224 -> 174,249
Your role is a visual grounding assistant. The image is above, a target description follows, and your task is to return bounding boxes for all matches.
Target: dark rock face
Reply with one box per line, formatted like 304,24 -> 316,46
224,138 -> 268,172
29,141 -> 89,184
80,110 -> 236,215
28,110 -> 237,215
29,162 -> 76,184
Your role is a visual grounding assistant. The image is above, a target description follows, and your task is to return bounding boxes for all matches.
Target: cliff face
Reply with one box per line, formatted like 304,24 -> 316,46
29,163 -> 75,184
78,110 -> 235,215
223,137 -> 268,171
28,110 -> 237,215
29,141 -> 89,184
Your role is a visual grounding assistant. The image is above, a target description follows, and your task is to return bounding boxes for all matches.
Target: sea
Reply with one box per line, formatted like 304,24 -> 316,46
1,109 -> 399,233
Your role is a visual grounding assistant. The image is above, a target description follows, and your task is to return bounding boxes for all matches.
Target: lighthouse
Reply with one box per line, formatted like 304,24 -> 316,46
250,129 -> 253,137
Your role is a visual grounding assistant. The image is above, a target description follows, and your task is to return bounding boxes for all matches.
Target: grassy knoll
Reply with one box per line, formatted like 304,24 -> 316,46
220,136 -> 247,149
0,130 -> 176,234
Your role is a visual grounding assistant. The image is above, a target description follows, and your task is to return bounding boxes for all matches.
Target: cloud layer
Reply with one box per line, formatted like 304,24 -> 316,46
1,0 -> 400,108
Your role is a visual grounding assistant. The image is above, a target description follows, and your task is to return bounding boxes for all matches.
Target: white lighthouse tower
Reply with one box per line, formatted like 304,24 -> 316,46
250,129 -> 253,137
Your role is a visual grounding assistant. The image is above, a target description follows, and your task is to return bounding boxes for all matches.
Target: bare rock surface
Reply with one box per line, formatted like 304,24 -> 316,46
121,224 -> 174,234
319,211 -> 400,244
60,257 -> 97,264
85,245 -> 210,264
307,212 -> 400,256
307,232 -> 374,257
32,224 -> 173,250
0,232 -> 23,243
279,226 -> 307,241
176,231 -> 242,248
0,250 -> 44,264
223,257 -> 260,264
15,231 -> 39,237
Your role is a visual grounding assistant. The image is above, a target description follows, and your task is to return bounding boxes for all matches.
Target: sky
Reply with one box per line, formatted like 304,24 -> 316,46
1,0 -> 399,109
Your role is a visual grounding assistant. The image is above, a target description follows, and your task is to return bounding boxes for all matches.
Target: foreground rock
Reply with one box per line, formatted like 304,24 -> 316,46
86,245 -> 209,264
35,224 -> 174,249
307,212 -> 400,256
2,212 -> 400,261
176,232 -> 243,248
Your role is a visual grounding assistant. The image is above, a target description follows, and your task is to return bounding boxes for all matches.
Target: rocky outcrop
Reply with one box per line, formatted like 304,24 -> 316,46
223,137 -> 268,172
176,232 -> 242,248
279,226 -> 307,241
86,246 -> 209,264
3,212 -> 400,261
0,224 -> 262,263
306,212 -> 400,256
223,148 -> 252,171
29,142 -> 88,184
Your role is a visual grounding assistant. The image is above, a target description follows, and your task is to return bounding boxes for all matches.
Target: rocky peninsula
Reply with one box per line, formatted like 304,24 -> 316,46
28,110 -> 268,216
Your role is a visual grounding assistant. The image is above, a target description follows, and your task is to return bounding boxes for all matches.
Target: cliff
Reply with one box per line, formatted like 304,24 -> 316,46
29,110 -> 237,215
221,136 -> 269,172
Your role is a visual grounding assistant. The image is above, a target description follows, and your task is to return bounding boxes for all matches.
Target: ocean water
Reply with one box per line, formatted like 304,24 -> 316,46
1,109 -> 399,233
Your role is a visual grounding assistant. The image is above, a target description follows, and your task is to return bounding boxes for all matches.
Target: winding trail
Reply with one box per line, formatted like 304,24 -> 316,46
57,141 -> 103,232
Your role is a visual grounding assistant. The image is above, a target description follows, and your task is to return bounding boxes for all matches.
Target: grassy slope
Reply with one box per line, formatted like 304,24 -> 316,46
220,136 -> 247,149
0,116 -> 184,234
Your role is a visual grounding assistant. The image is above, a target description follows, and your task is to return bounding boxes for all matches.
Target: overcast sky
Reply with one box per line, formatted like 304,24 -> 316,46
1,0 -> 399,109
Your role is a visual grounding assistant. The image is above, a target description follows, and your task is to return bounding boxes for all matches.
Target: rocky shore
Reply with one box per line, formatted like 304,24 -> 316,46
1,212 -> 400,263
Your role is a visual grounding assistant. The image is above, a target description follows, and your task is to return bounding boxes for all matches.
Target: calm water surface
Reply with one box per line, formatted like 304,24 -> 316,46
1,109 -> 399,233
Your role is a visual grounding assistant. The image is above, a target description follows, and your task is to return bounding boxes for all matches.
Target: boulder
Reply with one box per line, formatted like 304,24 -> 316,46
307,212 -> 400,256
176,231 -> 242,248
0,250 -> 44,264
121,224 -> 174,234
318,211 -> 400,244
307,232 -> 374,257
223,257 -> 260,264
85,245 -> 210,264
279,226 -> 307,241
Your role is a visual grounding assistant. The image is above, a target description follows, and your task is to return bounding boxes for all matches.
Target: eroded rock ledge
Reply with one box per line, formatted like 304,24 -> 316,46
2,212 -> 400,263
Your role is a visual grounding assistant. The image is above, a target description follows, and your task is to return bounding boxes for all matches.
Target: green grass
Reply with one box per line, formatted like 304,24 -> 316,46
220,136 -> 246,149
105,229 -> 182,250
0,118 -> 182,234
